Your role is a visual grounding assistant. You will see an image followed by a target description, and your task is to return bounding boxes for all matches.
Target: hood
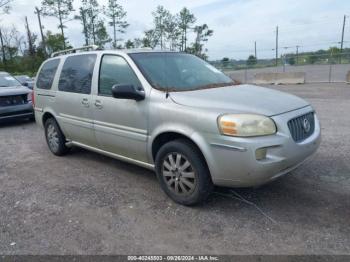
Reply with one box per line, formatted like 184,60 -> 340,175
169,84 -> 309,116
0,85 -> 32,96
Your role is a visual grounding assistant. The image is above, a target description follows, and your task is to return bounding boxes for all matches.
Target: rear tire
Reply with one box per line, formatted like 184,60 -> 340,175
155,139 -> 213,206
44,118 -> 69,156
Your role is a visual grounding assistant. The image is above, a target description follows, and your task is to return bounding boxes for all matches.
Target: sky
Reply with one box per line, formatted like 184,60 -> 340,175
0,0 -> 349,60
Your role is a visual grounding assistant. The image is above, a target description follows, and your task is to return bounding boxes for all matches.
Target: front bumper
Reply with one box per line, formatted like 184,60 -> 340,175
0,102 -> 34,120
202,106 -> 321,187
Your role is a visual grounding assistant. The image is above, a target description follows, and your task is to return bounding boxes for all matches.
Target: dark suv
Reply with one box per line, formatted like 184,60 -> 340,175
0,71 -> 34,121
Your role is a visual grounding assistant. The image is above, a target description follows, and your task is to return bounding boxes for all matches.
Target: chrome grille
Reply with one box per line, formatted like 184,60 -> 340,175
288,112 -> 315,142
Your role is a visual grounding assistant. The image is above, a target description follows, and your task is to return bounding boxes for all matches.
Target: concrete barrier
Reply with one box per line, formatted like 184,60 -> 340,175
254,72 -> 306,85
346,71 -> 350,83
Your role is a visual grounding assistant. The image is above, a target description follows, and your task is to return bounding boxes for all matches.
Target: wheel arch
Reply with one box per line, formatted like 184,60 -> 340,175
42,111 -> 56,126
151,131 -> 211,176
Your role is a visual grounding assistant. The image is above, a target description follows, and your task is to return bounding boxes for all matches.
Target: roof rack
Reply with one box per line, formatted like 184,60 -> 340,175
51,45 -> 99,57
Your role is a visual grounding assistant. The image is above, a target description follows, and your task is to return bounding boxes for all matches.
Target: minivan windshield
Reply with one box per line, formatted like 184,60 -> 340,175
129,52 -> 234,91
0,74 -> 21,87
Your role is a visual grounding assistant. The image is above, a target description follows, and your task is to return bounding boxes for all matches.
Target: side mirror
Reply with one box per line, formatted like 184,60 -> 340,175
111,84 -> 145,101
23,82 -> 29,87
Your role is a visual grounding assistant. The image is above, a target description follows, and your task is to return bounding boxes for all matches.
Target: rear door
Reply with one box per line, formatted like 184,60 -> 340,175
55,54 -> 97,147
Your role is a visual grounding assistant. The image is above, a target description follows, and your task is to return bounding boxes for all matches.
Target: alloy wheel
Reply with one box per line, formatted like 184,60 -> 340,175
47,124 -> 59,152
162,152 -> 197,195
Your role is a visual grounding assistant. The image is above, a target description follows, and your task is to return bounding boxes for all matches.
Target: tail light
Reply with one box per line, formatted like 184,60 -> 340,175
31,91 -> 35,107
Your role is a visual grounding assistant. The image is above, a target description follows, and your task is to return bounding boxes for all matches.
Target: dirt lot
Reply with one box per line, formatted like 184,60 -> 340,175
0,83 -> 349,255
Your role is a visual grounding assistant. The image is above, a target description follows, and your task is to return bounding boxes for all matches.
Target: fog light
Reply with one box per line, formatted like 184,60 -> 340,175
255,148 -> 267,160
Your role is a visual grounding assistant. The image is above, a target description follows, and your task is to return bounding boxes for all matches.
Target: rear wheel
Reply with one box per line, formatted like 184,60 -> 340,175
155,139 -> 213,206
44,118 -> 69,156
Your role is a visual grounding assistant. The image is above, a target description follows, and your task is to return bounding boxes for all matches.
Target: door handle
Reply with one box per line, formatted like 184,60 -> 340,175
94,100 -> 103,109
81,98 -> 89,107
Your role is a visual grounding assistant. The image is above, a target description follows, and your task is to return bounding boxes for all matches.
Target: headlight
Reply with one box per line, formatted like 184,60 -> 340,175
218,114 -> 277,137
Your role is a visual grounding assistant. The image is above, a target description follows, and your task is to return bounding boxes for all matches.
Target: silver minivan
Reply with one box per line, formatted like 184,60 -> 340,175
34,46 -> 321,205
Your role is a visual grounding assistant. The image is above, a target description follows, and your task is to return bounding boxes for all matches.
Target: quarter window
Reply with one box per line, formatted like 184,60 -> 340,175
36,59 -> 60,89
58,54 -> 96,94
99,55 -> 141,96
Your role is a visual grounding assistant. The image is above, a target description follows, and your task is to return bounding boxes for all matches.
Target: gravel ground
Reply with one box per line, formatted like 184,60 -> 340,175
0,83 -> 349,255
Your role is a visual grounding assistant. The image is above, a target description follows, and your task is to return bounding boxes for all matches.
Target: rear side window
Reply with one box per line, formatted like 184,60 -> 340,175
36,59 -> 60,89
99,55 -> 141,96
58,54 -> 96,94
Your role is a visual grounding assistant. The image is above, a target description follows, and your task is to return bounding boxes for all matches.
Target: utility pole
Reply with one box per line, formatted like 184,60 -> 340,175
254,41 -> 257,59
35,7 -> 46,56
25,16 -> 35,57
275,26 -> 279,66
0,27 -> 6,70
340,15 -> 347,64
296,45 -> 299,65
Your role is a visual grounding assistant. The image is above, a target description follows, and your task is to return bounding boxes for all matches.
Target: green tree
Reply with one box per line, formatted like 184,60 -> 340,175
152,5 -> 171,49
288,56 -> 295,65
221,57 -> 230,68
75,6 -> 89,46
328,46 -> 341,64
94,20 -> 111,47
307,54 -> 318,64
187,24 -> 213,59
246,55 -> 257,66
125,39 -> 134,49
133,38 -> 142,48
45,30 -> 71,55
164,14 -> 181,50
104,0 -> 129,49
142,29 -> 158,49
178,7 -> 196,51
76,0 -> 108,47
0,0 -> 13,70
41,0 -> 74,49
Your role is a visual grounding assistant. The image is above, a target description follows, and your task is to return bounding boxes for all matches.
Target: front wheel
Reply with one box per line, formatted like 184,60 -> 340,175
155,139 -> 213,206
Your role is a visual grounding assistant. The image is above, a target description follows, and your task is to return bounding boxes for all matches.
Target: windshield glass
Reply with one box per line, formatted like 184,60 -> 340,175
129,52 -> 234,91
0,74 -> 21,87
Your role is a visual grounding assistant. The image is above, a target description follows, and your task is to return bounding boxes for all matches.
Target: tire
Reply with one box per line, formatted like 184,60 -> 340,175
44,118 -> 69,156
155,139 -> 213,206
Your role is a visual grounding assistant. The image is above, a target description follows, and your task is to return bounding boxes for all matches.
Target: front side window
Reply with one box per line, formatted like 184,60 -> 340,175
58,54 -> 96,94
36,59 -> 60,89
99,55 -> 141,96
129,52 -> 234,92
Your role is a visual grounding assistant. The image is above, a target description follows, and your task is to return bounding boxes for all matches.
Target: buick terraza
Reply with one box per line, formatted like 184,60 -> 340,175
34,47 -> 321,205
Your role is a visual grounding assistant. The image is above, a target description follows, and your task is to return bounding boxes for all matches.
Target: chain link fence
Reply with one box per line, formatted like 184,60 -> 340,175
212,52 -> 350,83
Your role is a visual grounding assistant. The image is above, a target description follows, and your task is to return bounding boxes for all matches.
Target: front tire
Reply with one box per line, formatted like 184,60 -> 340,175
155,139 -> 213,206
44,118 -> 69,156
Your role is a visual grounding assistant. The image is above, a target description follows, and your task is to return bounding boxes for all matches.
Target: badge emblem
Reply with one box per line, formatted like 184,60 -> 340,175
302,118 -> 311,133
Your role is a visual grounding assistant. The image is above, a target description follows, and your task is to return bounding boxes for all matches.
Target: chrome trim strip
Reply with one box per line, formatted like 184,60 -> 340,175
34,107 -> 43,112
94,120 -> 147,135
94,124 -> 147,142
68,141 -> 155,170
210,143 -> 247,152
60,113 -> 93,124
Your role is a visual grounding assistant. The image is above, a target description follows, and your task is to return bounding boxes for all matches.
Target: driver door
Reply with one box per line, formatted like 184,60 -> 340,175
92,54 -> 149,162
